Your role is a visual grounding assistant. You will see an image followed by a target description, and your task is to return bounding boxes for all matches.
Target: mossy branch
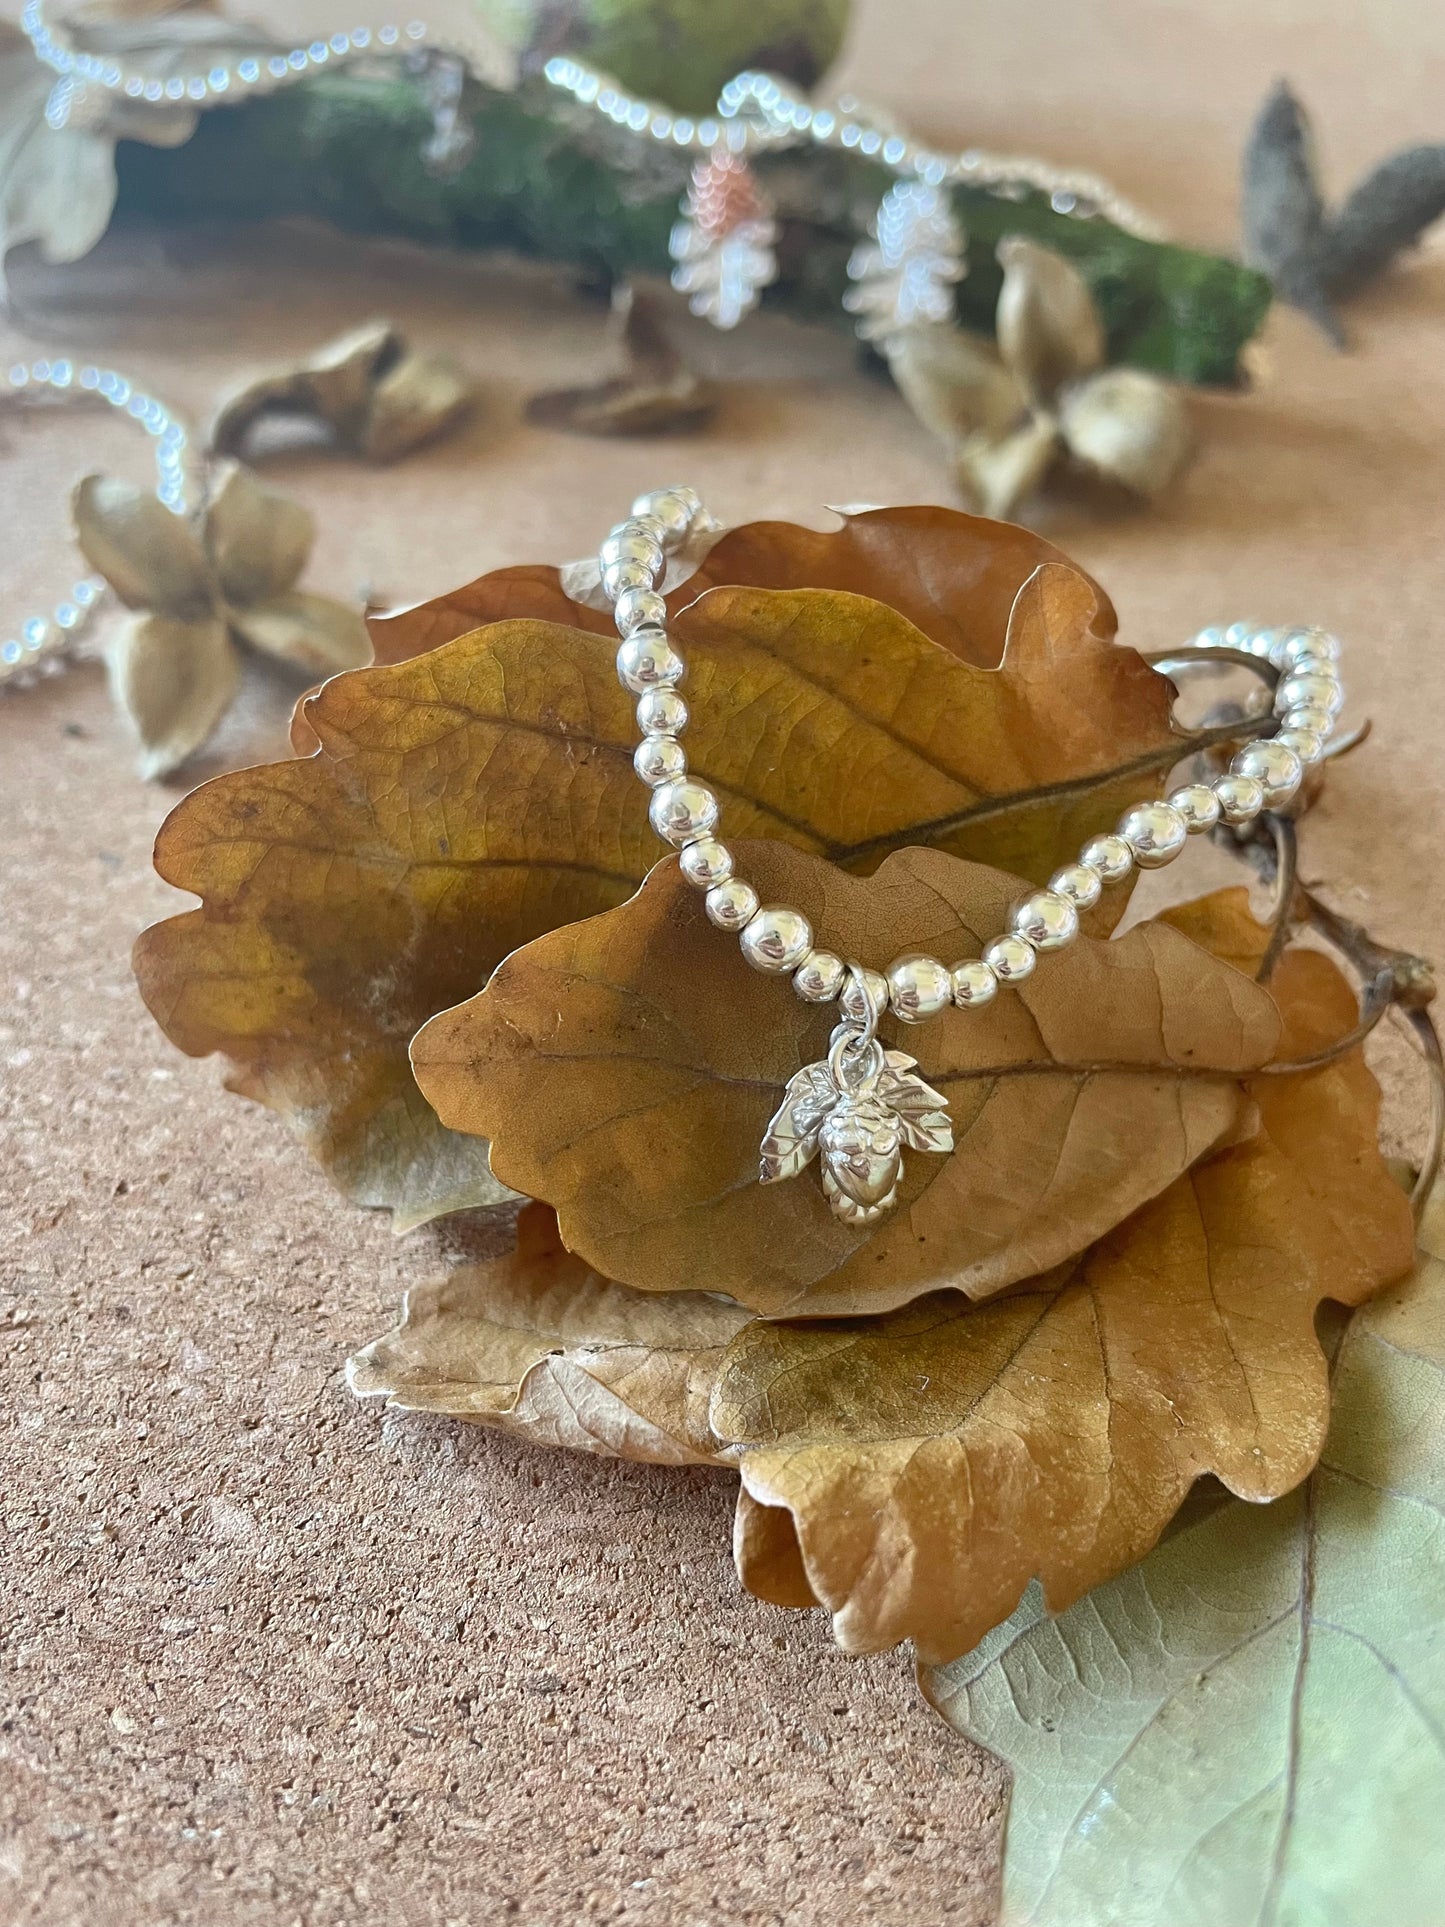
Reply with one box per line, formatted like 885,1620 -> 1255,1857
112,71 -> 1271,386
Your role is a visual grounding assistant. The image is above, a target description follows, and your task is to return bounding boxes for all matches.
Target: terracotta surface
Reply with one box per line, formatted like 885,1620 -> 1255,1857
2,2 -> 1443,1921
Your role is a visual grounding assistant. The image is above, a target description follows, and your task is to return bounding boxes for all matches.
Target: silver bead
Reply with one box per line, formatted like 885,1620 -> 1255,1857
617,631 -> 684,692
1048,862 -> 1103,910
1276,671 -> 1342,717
1079,833 -> 1134,884
740,905 -> 814,974
1214,773 -> 1265,824
633,735 -> 686,786
615,586 -> 667,635
706,877 -> 758,930
1010,890 -> 1078,950
602,556 -> 660,600
637,686 -> 688,735
1283,649 -> 1338,681
679,836 -> 732,888
599,523 -> 664,571
839,966 -> 889,1026
983,934 -> 1037,984
649,779 -> 718,846
886,952 -> 953,1022
1232,739 -> 1302,803
1118,802 -> 1188,869
630,487 -> 696,542
1275,725 -> 1324,767
1283,701 -> 1334,741
624,514 -> 669,549
950,959 -> 998,1008
1167,782 -> 1221,833
793,950 -> 846,1002
1278,627 -> 1339,668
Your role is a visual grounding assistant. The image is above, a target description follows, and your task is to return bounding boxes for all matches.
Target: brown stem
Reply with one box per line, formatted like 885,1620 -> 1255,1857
1253,813 -> 1298,985
1224,818 -> 1442,1217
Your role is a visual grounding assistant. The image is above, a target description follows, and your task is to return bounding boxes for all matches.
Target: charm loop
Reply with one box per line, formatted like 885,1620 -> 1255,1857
827,1026 -> 885,1098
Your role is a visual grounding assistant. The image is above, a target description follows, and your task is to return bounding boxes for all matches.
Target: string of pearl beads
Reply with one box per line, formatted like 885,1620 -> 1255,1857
604,491 -> 1343,1026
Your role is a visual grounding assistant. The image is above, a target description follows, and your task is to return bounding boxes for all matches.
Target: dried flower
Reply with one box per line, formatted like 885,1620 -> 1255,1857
669,149 -> 778,330
884,236 -> 1193,519
0,4 -> 277,290
74,462 -> 370,778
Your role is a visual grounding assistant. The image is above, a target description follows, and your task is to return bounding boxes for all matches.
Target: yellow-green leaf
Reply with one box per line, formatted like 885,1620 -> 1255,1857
924,1184 -> 1445,1926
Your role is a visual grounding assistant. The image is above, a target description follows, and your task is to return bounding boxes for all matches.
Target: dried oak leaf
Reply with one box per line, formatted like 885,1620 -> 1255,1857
924,1183 -> 1445,1924
411,845 -> 1281,1315
364,504 -> 1114,671
137,514 -> 1185,1230
715,910 -> 1414,1661
348,1200 -> 746,1463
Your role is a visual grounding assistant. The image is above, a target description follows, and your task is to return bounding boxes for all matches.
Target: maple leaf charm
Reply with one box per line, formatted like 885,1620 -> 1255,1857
760,1033 -> 953,1225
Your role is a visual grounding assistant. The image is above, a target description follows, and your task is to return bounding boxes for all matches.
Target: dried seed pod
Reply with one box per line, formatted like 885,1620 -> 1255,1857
995,235 -> 1105,406
1057,367 -> 1193,499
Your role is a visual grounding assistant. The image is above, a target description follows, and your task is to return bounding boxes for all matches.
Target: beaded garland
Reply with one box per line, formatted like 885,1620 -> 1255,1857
0,359 -> 198,688
19,0 -> 1163,343
601,487 -> 1345,1222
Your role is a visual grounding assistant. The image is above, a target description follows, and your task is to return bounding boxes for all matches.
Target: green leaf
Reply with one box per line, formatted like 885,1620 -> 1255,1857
924,1186 -> 1445,1927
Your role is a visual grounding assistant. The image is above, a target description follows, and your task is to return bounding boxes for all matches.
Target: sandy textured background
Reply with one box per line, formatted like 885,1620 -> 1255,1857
3,2 -> 1443,1921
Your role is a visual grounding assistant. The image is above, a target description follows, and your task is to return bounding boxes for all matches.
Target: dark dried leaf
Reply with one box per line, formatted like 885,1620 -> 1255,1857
1321,143 -> 1445,293
525,286 -> 715,437
1241,81 -> 1342,343
366,504 -> 1114,673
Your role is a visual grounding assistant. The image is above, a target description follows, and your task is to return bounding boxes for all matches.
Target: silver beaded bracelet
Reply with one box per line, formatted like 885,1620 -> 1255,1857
600,488 -> 1344,1226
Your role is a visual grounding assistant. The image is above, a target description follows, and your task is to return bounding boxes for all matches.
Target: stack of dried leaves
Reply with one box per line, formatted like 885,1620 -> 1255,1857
134,505 -> 1422,1678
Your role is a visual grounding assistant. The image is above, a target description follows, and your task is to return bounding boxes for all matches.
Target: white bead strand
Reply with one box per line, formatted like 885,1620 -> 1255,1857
0,358 -> 199,690
542,57 -> 1164,242
20,2 -> 433,123
596,495 -> 1345,1035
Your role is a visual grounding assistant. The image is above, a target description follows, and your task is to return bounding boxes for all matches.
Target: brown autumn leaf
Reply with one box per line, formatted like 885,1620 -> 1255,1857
411,844 -> 1281,1315
348,1201 -> 746,1463
365,503 -> 1114,669
715,922 -> 1416,1662
137,528 -> 1191,1230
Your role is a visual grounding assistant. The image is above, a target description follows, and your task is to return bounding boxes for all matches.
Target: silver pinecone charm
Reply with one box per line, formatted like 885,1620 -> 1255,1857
844,180 -> 967,340
670,148 -> 779,330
